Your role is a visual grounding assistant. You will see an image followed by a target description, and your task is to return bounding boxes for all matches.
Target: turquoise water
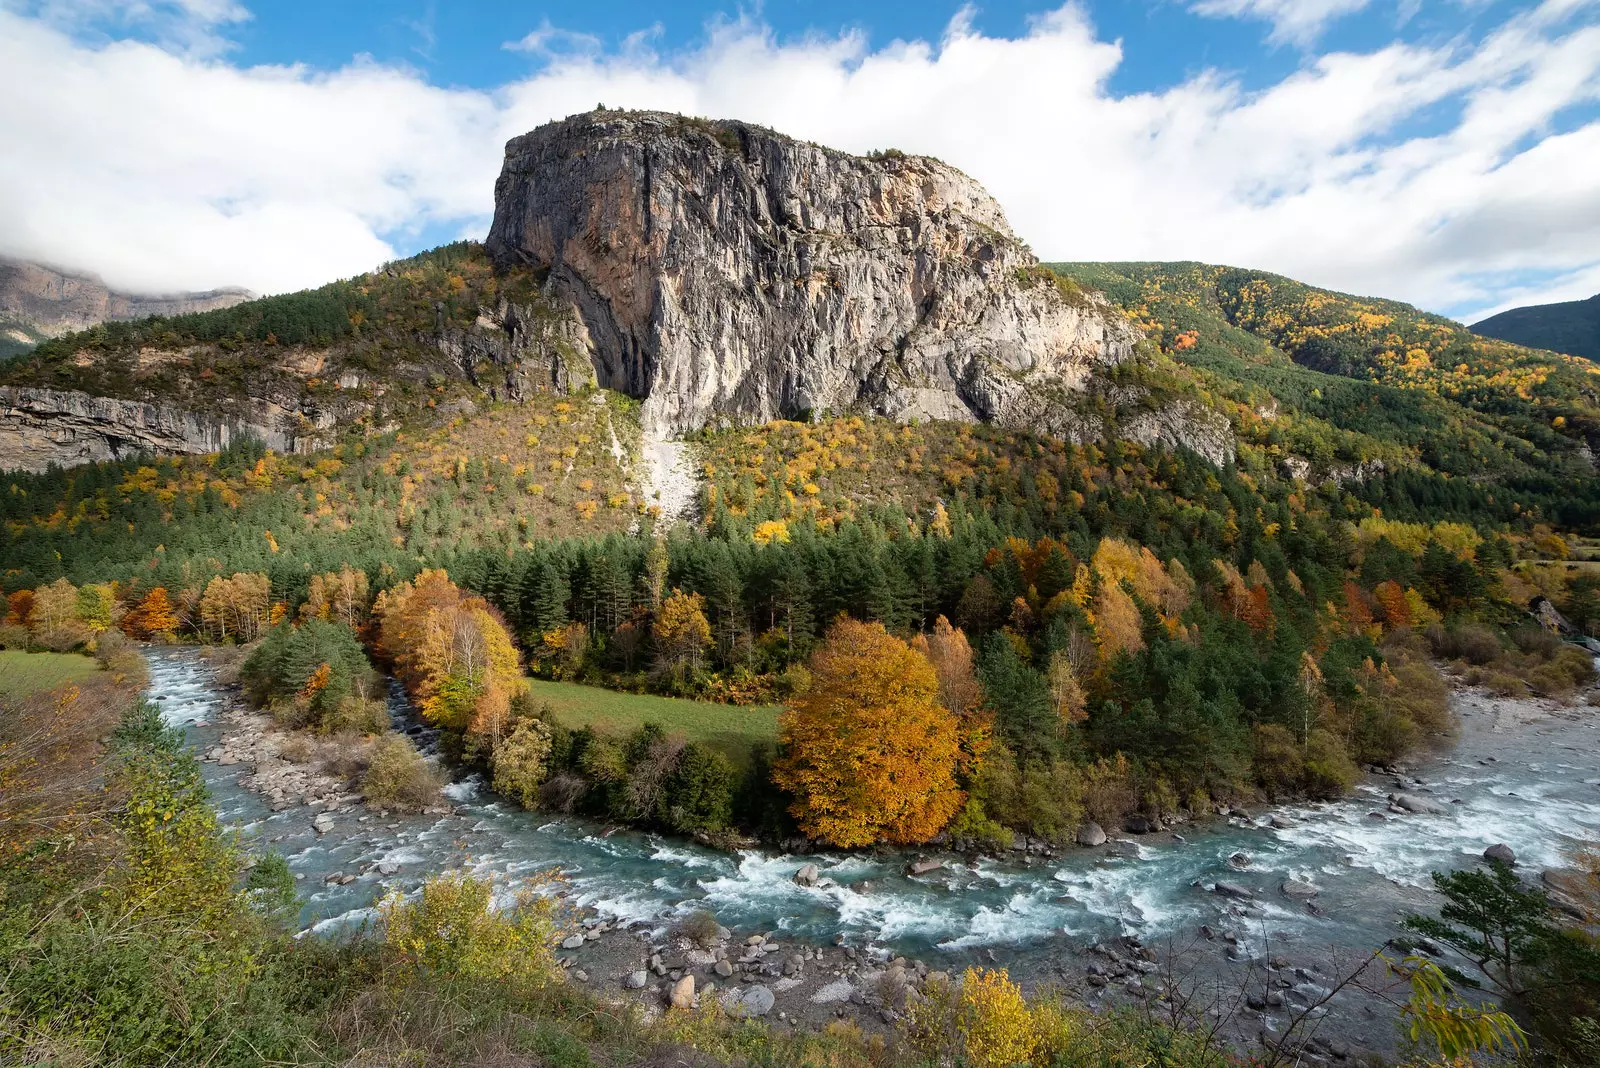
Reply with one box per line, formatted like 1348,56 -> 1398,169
147,648 -> 1600,980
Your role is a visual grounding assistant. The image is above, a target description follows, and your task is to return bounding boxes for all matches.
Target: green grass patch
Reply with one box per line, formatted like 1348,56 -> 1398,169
524,678 -> 779,766
0,650 -> 101,700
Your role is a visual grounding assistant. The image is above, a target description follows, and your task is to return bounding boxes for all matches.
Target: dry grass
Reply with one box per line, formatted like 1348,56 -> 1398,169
0,665 -> 141,857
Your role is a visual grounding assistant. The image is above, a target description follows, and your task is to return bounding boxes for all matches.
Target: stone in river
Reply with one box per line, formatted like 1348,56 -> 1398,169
1076,821 -> 1107,847
561,934 -> 585,950
1390,792 -> 1448,815
793,863 -> 820,887
1484,843 -> 1516,866
1213,880 -> 1253,899
906,858 -> 943,876
1281,880 -> 1319,899
669,975 -> 695,1010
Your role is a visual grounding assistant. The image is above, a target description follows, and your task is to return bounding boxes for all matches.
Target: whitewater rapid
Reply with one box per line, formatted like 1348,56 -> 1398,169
147,649 -> 1600,978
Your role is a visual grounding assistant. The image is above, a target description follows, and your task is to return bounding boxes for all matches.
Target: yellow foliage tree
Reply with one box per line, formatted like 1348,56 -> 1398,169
774,618 -> 964,848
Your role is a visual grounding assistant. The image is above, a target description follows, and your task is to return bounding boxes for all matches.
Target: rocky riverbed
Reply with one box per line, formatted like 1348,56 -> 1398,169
150,647 -> 1600,1063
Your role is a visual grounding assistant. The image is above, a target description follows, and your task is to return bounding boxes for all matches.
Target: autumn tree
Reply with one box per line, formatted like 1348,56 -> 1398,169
1092,582 -> 1144,661
30,578 -> 87,651
373,569 -> 524,752
652,589 -> 711,685
774,618 -> 964,848
121,586 -> 179,641
303,565 -> 370,631
198,573 -> 271,642
1044,649 -> 1087,725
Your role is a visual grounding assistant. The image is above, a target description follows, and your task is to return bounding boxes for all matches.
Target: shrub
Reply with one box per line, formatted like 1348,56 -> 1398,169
323,695 -> 389,736
1511,625 -> 1562,658
1427,623 -> 1502,666
959,968 -> 1038,1068
491,718 -> 554,808
1253,724 -> 1303,798
1302,729 -> 1359,798
673,908 -> 720,949
379,870 -> 560,987
945,797 -> 1012,853
361,734 -> 442,812
660,741 -> 735,834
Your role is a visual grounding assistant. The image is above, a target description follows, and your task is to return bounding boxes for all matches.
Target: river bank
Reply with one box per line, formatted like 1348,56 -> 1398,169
150,648 -> 1600,1063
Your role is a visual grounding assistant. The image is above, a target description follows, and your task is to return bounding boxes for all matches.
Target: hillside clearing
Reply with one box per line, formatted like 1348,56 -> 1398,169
0,650 -> 100,700
523,677 -> 779,765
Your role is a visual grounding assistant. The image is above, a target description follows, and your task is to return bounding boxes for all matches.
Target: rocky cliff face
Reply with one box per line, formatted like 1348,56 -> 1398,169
487,111 -> 1141,437
0,386 -> 326,471
0,257 -> 251,354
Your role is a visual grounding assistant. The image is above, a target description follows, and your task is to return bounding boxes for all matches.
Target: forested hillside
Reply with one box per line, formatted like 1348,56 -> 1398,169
1473,291 -> 1600,364
4,249 -> 1599,854
1051,261 -> 1600,530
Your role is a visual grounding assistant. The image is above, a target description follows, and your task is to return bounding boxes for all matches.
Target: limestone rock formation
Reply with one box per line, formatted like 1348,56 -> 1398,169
487,110 -> 1141,437
0,257 -> 250,354
0,386 -> 323,471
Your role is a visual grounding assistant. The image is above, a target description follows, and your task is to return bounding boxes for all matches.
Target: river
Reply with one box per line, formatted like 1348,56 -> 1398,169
147,649 -> 1599,1032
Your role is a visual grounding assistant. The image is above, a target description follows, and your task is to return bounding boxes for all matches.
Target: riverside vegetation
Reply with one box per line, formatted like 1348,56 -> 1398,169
2,241 -> 1600,1063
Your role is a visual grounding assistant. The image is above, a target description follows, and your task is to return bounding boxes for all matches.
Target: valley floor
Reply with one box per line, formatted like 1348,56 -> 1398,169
168,647 -> 1600,1065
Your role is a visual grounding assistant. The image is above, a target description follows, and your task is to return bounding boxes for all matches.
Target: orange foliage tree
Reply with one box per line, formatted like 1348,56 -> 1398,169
121,586 -> 179,640
373,569 -> 524,747
774,618 -> 964,848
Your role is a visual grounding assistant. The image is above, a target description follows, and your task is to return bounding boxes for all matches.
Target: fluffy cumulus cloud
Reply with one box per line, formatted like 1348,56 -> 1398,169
0,0 -> 1596,322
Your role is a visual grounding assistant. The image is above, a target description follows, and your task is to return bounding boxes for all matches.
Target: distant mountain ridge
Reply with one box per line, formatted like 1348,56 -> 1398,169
0,256 -> 251,359
1472,292 -> 1600,363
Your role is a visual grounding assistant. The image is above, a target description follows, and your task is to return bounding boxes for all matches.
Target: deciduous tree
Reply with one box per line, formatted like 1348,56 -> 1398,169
775,618 -> 963,848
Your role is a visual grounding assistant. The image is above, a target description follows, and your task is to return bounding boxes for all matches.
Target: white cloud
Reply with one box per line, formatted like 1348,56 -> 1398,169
1188,0 -> 1375,47
0,0 -> 1596,322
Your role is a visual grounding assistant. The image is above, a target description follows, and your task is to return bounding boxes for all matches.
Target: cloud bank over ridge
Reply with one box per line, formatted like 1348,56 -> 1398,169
0,0 -> 1596,321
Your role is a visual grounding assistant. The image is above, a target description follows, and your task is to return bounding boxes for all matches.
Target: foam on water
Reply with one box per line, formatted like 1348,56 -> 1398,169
147,646 -> 1600,969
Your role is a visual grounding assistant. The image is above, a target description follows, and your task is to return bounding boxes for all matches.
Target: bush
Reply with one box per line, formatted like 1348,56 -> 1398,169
945,798 -> 1013,853
0,623 -> 29,649
1253,724 -> 1303,798
673,909 -> 720,949
323,695 -> 389,736
1511,625 -> 1562,658
491,718 -> 554,808
1427,623 -> 1502,665
379,870 -> 560,987
659,741 -> 735,834
361,734 -> 442,812
1302,729 -> 1359,798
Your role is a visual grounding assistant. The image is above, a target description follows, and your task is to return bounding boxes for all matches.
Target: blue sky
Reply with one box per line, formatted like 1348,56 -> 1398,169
1,0 -> 1597,321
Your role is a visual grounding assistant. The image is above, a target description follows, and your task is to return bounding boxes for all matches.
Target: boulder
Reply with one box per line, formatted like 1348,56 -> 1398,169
1281,880 -> 1319,899
1075,821 -> 1107,847
906,858 -> 944,877
1484,843 -> 1516,866
1123,814 -> 1158,835
1213,881 -> 1254,899
561,934 -> 585,950
669,975 -> 696,1010
726,984 -> 775,1017
623,970 -> 648,989
793,863 -> 820,887
1391,793 -> 1449,815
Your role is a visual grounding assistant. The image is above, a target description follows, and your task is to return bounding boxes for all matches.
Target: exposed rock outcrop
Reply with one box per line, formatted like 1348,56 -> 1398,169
487,110 -> 1142,437
0,257 -> 250,353
0,386 -> 325,470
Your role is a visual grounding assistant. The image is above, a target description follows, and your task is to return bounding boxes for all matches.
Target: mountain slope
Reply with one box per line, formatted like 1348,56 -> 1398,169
1050,261 -> 1600,528
0,256 -> 250,359
1472,292 -> 1600,363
